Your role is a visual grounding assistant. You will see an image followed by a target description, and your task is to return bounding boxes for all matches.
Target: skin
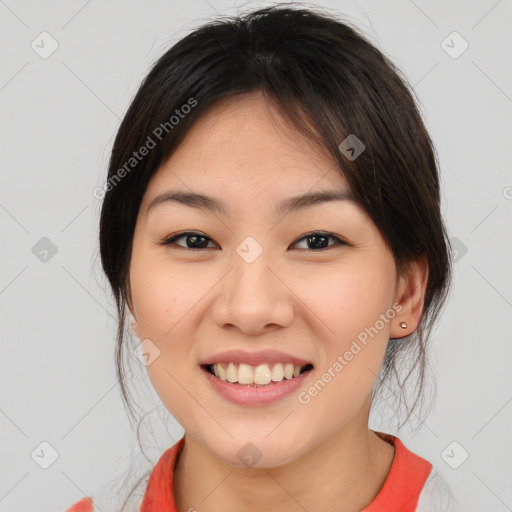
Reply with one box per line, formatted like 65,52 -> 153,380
128,91 -> 429,511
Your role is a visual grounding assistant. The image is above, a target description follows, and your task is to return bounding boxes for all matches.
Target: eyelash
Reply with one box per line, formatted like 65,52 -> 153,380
157,231 -> 347,251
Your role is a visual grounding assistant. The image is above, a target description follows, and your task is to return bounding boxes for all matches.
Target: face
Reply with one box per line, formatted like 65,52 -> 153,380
128,91 -> 406,467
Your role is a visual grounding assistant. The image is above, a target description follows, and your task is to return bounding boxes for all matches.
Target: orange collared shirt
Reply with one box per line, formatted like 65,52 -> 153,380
66,431 -> 433,512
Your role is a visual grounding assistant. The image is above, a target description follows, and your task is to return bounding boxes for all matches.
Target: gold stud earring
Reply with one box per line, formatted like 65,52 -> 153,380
400,322 -> 407,329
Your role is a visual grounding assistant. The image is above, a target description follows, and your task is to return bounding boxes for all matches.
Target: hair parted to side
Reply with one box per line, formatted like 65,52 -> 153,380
96,4 -> 452,508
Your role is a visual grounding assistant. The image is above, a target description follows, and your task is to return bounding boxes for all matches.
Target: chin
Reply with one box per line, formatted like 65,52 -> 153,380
207,433 -> 308,469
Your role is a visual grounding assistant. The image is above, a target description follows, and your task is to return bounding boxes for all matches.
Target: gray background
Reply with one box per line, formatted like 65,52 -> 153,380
1,0 -> 511,511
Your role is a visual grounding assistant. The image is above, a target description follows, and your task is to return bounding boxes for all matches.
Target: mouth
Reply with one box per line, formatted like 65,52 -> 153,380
200,361 -> 315,406
200,362 -> 314,387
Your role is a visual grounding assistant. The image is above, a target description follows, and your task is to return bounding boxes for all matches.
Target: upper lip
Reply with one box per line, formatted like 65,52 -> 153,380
200,349 -> 314,368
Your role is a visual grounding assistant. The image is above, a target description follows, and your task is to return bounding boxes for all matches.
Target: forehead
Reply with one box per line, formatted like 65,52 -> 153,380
143,92 -> 349,205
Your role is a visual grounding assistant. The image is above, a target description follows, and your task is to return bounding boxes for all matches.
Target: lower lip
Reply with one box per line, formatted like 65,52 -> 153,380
200,366 -> 313,406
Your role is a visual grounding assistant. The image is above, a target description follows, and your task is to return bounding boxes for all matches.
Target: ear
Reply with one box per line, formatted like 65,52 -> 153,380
390,255 -> 429,338
126,297 -> 141,340
128,313 -> 141,339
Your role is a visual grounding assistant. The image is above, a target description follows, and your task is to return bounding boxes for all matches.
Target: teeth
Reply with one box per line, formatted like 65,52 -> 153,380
238,363 -> 254,384
271,363 -> 284,381
209,362 -> 308,386
226,362 -> 238,383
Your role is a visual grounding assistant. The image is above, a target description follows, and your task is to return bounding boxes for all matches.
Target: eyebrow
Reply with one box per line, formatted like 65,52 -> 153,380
147,189 -> 356,217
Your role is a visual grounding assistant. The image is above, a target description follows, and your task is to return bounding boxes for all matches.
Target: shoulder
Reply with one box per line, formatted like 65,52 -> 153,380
416,467 -> 459,512
65,497 -> 93,512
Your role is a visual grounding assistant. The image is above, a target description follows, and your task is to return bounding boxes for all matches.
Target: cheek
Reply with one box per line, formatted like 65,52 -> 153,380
129,245 -> 201,339
294,262 -> 394,399
128,245 -> 215,387
296,261 -> 394,342
129,249 -> 202,424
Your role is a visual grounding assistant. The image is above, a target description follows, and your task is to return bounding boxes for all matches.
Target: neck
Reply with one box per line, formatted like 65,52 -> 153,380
173,424 -> 395,512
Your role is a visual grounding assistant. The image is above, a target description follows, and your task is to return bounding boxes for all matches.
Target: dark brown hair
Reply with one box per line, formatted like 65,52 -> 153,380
97,4 -> 452,507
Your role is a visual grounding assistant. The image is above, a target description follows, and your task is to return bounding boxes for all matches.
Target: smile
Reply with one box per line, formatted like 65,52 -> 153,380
203,362 -> 314,386
200,362 -> 314,406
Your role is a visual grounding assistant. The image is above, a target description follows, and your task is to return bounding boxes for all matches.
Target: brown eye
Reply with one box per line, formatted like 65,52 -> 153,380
159,232 -> 218,249
158,230 -> 347,251
291,231 -> 346,250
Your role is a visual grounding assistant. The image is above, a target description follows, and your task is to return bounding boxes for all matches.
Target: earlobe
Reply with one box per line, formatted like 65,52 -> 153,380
131,323 -> 141,339
128,310 -> 141,339
391,256 -> 429,338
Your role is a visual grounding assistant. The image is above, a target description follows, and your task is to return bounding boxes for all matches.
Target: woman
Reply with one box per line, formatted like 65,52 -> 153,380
68,4 -> 456,511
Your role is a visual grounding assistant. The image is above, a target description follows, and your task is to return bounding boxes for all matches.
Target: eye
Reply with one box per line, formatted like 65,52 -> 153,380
158,231 -> 218,250
158,231 -> 347,251
290,231 -> 346,250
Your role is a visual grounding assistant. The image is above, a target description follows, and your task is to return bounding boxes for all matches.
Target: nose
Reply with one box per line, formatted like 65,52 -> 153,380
211,245 -> 294,336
